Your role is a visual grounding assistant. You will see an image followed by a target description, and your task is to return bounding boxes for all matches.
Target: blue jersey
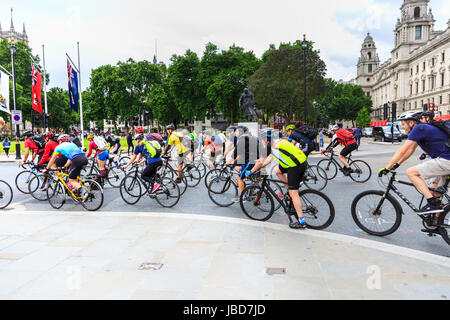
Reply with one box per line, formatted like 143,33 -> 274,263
134,144 -> 162,165
408,123 -> 450,160
54,143 -> 85,161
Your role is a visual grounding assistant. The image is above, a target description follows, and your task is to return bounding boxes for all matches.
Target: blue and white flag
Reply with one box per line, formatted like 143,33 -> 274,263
67,60 -> 79,112
0,71 -> 10,114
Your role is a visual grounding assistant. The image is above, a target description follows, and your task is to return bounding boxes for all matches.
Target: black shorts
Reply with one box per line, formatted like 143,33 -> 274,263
69,155 -> 88,180
279,162 -> 307,190
37,151 -> 45,164
55,155 -> 68,168
141,160 -> 163,182
340,143 -> 358,157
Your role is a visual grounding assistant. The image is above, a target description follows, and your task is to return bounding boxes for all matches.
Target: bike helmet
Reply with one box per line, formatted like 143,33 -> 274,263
44,131 -> 55,140
105,131 -> 111,136
421,111 -> 434,121
286,125 -> 296,131
398,111 -> 422,122
23,131 -> 34,138
87,134 -> 94,141
135,126 -> 145,134
57,134 -> 71,143
330,125 -> 340,132
145,133 -> 163,142
134,133 -> 145,141
166,124 -> 176,131
236,126 -> 249,134
226,126 -> 237,133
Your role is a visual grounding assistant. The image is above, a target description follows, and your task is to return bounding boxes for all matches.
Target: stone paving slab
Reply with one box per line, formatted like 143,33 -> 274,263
0,210 -> 448,300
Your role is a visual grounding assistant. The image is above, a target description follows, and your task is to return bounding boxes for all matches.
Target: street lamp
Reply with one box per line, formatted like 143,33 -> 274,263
9,40 -> 21,160
301,34 -> 308,124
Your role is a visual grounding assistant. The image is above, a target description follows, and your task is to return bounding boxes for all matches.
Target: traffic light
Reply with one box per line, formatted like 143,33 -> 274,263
423,104 -> 428,112
132,116 -> 139,127
143,111 -> 150,126
391,102 -> 397,121
383,104 -> 388,120
34,115 -> 42,127
429,103 -> 436,112
44,114 -> 52,129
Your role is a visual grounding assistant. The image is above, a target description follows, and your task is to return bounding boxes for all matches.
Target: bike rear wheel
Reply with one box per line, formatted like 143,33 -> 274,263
438,209 -> 450,245
15,170 -> 37,194
317,159 -> 337,180
300,189 -> 335,230
303,165 -> 328,191
184,165 -> 202,187
240,185 -> 275,221
0,180 -> 13,209
28,174 -> 49,201
47,182 -> 66,210
349,160 -> 372,183
106,166 -> 126,188
351,190 -> 403,236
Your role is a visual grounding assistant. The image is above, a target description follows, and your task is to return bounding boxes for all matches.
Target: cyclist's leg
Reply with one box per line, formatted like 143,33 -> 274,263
288,163 -> 307,227
340,143 -> 358,171
142,161 -> 162,192
68,156 -> 88,194
113,144 -> 120,163
275,165 -> 289,189
98,151 -> 109,177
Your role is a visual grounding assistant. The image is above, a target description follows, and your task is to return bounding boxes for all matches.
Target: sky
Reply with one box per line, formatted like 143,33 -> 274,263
1,0 -> 449,91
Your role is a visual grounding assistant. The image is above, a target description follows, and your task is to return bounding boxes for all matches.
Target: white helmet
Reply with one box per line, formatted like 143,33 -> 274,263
330,125 -> 340,131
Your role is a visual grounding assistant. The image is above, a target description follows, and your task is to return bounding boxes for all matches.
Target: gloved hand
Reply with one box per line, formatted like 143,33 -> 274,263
245,170 -> 253,178
378,163 -> 400,177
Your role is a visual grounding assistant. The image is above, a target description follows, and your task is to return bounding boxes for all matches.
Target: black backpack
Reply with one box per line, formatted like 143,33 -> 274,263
296,126 -> 318,141
421,121 -> 450,147
70,135 -> 82,148
31,135 -> 46,150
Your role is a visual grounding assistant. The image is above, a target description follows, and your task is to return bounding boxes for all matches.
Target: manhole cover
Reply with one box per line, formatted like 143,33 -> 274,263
266,268 -> 286,275
138,263 -> 164,271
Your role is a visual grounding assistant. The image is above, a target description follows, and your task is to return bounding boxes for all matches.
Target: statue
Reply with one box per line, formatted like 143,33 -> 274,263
239,88 -> 256,122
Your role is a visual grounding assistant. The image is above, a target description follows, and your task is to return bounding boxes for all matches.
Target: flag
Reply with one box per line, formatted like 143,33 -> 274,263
67,60 -> 79,112
0,71 -> 10,114
31,64 -> 43,114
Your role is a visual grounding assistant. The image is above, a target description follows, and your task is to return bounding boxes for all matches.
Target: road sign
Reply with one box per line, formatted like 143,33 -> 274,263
11,110 -> 22,125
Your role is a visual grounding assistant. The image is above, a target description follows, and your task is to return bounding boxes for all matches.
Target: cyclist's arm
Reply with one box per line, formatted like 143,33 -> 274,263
250,155 -> 273,174
45,152 -> 59,170
39,145 -> 53,167
123,154 -> 138,169
385,140 -> 419,169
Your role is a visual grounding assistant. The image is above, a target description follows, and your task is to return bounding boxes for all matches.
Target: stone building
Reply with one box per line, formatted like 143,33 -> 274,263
354,0 -> 450,121
0,13 -> 29,45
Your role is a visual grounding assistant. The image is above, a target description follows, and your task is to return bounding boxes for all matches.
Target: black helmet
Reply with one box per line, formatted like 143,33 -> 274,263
226,126 -> 237,132
236,126 -> 249,134
398,111 -> 422,122
23,131 -> 33,138
421,111 -> 434,119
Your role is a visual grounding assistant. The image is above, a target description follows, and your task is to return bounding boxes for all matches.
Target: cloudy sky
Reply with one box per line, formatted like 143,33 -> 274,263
1,0 -> 449,90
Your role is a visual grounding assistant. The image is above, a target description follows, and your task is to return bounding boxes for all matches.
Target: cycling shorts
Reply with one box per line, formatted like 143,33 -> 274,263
112,143 -> 120,155
55,155 -> 68,168
279,162 -> 307,190
240,163 -> 255,179
340,143 -> 358,157
98,151 -> 109,161
69,155 -> 88,180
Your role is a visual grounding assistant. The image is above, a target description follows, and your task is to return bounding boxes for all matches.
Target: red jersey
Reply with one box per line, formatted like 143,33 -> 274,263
39,140 -> 59,166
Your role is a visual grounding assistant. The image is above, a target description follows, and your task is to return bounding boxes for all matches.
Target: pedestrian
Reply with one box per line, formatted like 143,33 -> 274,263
2,137 -> 11,158
127,131 -> 134,155
319,130 -> 324,148
354,127 -> 362,150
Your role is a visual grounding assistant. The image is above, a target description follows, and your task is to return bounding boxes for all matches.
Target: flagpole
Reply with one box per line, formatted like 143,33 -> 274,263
42,45 -> 48,130
77,42 -> 85,149
0,64 -> 12,77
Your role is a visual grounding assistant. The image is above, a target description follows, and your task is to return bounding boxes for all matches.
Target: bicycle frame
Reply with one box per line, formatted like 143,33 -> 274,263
53,172 -> 88,200
322,150 -> 352,170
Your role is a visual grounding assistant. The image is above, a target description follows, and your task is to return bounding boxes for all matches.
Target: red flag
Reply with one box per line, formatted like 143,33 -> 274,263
31,64 -> 43,115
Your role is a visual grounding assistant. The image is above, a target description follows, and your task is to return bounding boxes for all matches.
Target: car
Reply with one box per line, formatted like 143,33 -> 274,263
393,122 -> 408,139
373,126 -> 402,142
362,128 -> 373,137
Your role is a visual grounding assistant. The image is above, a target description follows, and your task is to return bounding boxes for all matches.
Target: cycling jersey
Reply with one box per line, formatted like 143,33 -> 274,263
86,141 -> 99,158
39,140 -> 59,167
168,132 -> 188,155
409,123 -> 450,160
53,143 -> 85,161
272,140 -> 307,169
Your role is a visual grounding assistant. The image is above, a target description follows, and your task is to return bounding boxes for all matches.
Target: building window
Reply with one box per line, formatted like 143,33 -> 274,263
431,76 -> 435,90
415,26 -> 422,40
414,7 -> 420,19
443,52 -> 445,62
423,61 -> 426,70
368,52 -> 372,59
440,96 -> 443,105
368,64 -> 373,73
442,73 -> 445,87
416,65 -> 419,73
410,68 -> 413,76
410,85 -> 413,95
416,82 -> 419,93
422,80 -> 425,91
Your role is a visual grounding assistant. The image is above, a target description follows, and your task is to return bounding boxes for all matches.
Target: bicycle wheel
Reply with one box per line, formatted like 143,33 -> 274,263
15,170 -> 37,194
28,174 -> 50,201
300,189 -> 335,230
207,176 -> 238,208
351,190 -> 403,236
266,180 -> 283,212
438,209 -> 450,245
184,165 -> 202,187
317,159 -> 338,180
106,166 -> 126,188
240,185 -> 275,221
81,179 -> 104,212
349,160 -> 372,183
195,162 -> 207,179
47,181 -> 66,210
159,163 -> 175,180
0,180 -> 13,209
120,175 -> 143,205
154,177 -> 181,208
204,168 -> 221,188
303,165 -> 328,191
119,156 -> 131,167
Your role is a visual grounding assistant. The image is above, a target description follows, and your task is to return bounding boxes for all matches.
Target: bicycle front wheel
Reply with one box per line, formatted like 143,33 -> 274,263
106,166 -> 126,188
207,177 -> 238,208
349,160 -> 372,183
303,165 -> 328,191
351,190 -> 403,236
47,182 -> 66,210
15,170 -> 37,194
240,185 -> 274,221
120,175 -> 143,205
28,174 -> 49,201
317,159 -> 337,180
0,180 -> 13,209
81,179 -> 104,212
300,189 -> 335,230
184,166 -> 202,187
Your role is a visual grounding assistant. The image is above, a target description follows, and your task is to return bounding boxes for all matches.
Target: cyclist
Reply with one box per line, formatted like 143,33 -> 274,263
38,132 -> 59,169
246,128 -> 309,229
286,124 -> 315,157
378,111 -> 450,224
123,133 -> 163,195
163,124 -> 191,184
43,134 -> 89,198
105,131 -> 121,165
20,131 -> 45,167
201,130 -> 223,171
324,125 -> 358,176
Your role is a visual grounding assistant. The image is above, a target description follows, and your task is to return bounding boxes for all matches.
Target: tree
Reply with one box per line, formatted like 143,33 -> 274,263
356,107 -> 371,128
46,87 -> 78,131
147,83 -> 180,126
248,40 -> 327,125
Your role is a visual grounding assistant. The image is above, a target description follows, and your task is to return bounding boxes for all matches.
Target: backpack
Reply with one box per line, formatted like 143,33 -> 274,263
70,135 -> 82,148
143,141 -> 162,159
94,136 -> 109,151
31,135 -> 46,150
421,121 -> 450,147
336,129 -> 356,146
297,126 -> 318,140
110,134 -> 120,144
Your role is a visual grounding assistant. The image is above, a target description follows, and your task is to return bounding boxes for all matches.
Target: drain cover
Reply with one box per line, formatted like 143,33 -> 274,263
138,263 -> 164,271
266,268 -> 286,275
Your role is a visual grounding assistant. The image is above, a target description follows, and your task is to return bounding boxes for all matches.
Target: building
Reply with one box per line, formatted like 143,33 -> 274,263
0,12 -> 29,45
355,0 -> 450,121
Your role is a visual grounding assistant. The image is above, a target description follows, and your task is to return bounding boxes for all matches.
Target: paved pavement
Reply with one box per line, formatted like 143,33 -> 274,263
0,210 -> 448,300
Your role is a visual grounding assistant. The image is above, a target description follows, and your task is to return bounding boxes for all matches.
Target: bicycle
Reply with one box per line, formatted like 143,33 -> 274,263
317,149 -> 372,183
119,163 -> 181,208
0,180 -> 13,209
103,151 -> 130,188
160,155 -> 202,192
239,175 -> 335,230
351,171 -> 449,245
46,169 -> 104,212
15,162 -> 41,194
269,161 -> 328,191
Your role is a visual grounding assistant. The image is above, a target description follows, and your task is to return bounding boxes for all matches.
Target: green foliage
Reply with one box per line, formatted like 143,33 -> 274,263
356,107 -> 372,128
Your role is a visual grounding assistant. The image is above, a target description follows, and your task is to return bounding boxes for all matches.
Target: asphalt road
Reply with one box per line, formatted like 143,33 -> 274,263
1,138 -> 449,257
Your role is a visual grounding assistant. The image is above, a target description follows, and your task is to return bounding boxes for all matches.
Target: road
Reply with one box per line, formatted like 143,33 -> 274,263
1,138 -> 449,257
